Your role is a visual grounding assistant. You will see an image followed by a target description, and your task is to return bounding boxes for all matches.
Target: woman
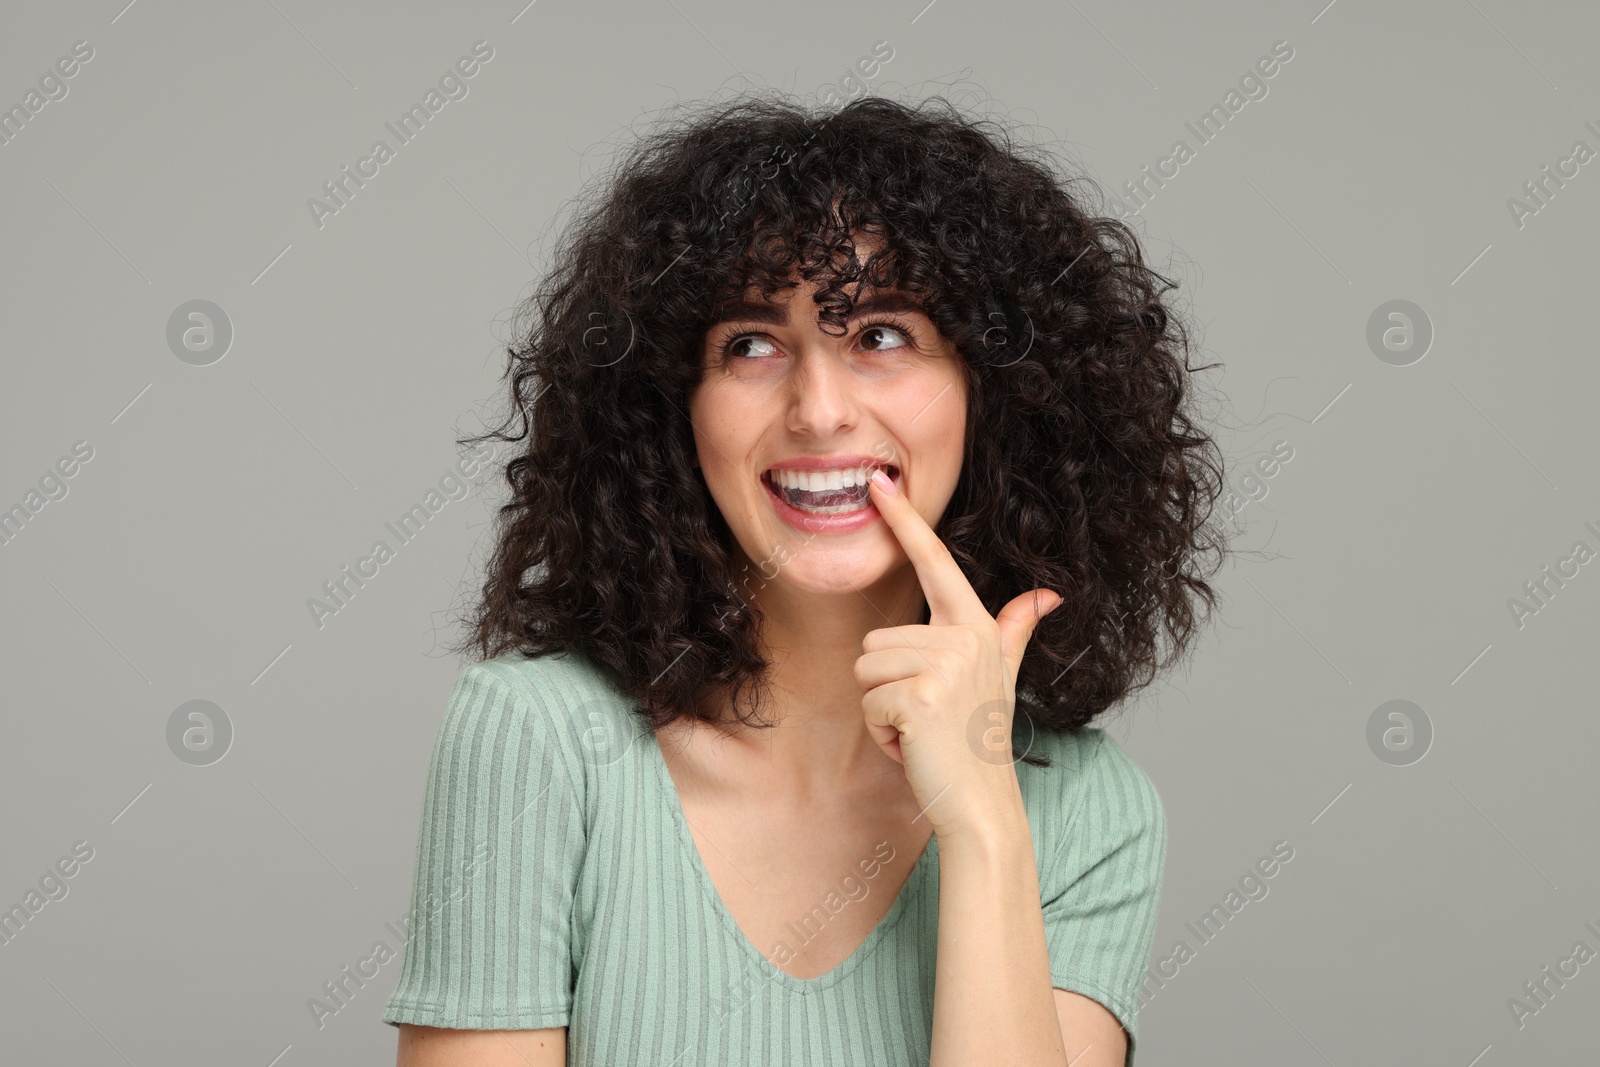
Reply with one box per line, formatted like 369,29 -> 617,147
383,91 -> 1227,1067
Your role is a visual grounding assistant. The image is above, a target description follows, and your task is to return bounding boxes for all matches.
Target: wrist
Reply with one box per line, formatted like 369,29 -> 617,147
933,775 -> 1031,855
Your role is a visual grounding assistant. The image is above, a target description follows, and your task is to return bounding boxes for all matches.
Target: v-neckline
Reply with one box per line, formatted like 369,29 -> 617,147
648,727 -> 939,995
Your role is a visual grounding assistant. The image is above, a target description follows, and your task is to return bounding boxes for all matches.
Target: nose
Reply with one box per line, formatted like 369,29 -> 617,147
784,345 -> 860,437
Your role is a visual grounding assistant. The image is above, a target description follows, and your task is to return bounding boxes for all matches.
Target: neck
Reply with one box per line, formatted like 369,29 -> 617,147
706,555 -> 926,794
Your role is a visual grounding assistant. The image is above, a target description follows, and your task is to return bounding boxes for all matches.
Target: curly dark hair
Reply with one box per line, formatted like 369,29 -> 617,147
453,89 -> 1230,754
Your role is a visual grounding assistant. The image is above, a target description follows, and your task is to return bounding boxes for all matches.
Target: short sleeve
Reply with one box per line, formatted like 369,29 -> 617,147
1040,730 -> 1167,1066
382,660 -> 586,1030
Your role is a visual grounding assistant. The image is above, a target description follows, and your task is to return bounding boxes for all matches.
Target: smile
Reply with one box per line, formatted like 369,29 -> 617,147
762,464 -> 899,514
760,459 -> 902,533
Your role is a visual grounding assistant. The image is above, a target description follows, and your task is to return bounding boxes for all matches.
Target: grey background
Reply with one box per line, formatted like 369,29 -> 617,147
2,0 -> 1596,1063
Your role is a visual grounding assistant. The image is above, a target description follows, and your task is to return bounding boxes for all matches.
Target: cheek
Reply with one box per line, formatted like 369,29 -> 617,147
690,387 -> 762,508
924,432 -> 966,500
689,385 -> 737,461
913,386 -> 967,481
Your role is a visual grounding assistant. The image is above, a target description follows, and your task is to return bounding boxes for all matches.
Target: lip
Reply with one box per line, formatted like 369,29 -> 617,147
760,454 -> 902,535
763,453 -> 896,474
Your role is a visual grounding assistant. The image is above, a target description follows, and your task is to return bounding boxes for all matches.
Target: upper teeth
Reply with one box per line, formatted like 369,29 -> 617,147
769,466 -> 888,491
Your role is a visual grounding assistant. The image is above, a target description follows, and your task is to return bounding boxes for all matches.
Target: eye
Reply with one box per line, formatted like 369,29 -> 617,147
715,333 -> 781,361
858,317 -> 916,353
710,316 -> 919,362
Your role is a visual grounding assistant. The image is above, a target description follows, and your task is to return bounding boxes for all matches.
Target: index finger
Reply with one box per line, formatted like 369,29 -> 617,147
867,468 -> 988,624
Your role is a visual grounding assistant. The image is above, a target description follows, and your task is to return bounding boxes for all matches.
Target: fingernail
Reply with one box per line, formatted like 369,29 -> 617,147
870,469 -> 897,495
1045,596 -> 1063,616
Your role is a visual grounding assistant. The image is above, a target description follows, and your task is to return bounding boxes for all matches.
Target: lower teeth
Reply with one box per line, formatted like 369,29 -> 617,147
776,486 -> 872,515
789,499 -> 869,515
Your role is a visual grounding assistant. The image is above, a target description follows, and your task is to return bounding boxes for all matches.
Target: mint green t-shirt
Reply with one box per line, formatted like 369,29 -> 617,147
381,650 -> 1166,1065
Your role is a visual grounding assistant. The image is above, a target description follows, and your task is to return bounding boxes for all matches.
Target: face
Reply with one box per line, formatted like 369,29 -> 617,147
688,269 -> 969,602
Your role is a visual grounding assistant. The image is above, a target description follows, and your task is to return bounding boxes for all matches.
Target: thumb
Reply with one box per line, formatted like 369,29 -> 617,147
996,589 -> 1062,677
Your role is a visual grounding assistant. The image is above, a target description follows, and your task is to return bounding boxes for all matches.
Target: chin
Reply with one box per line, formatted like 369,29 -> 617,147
764,543 -> 901,596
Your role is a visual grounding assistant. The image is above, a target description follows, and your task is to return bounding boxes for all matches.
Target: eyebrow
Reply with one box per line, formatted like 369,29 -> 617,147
706,291 -> 927,329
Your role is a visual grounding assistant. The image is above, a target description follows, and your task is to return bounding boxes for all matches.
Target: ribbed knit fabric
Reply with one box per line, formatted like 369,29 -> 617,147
381,650 -> 1167,1066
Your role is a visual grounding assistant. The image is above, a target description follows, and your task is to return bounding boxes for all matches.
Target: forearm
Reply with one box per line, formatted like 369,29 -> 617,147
928,784 -> 1068,1067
